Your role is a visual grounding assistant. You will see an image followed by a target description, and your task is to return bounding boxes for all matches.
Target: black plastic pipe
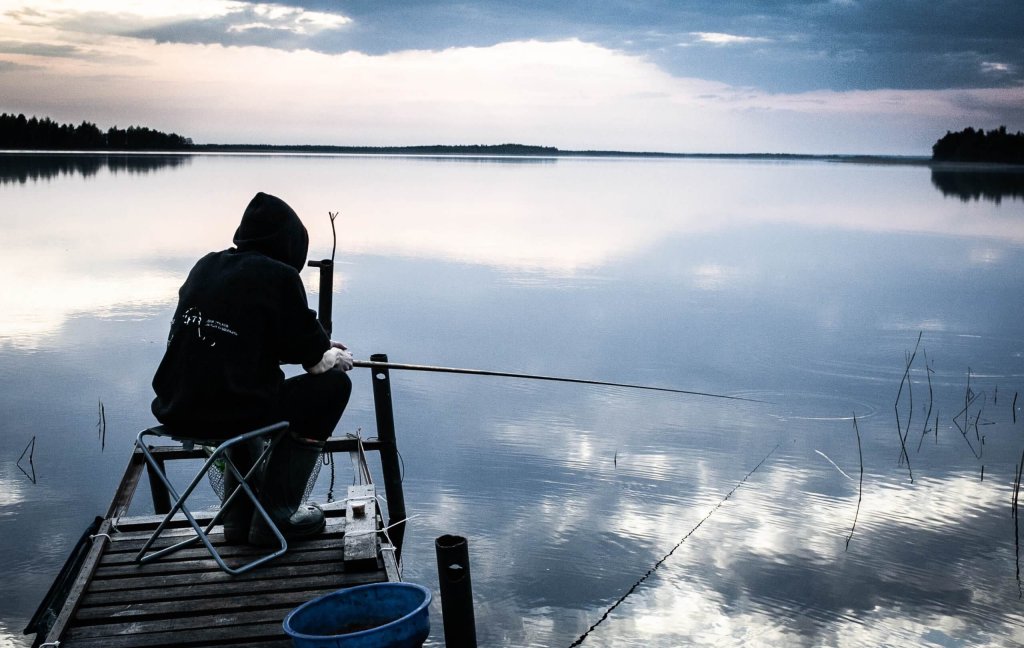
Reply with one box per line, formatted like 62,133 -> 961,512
435,534 -> 477,648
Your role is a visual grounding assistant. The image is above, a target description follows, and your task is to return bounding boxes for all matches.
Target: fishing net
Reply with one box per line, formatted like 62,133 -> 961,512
205,444 -> 323,504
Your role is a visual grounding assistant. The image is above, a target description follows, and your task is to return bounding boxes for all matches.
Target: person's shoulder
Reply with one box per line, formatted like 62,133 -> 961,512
229,249 -> 303,281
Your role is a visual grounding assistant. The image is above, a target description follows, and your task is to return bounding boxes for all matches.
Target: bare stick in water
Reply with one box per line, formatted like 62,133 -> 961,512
568,444 -> 780,646
1014,449 -> 1024,598
846,414 -> 865,551
1014,392 -> 1019,425
328,211 -> 338,264
17,436 -> 36,484
894,332 -> 921,481
917,350 -> 935,453
97,399 -> 107,452
953,392 -> 983,459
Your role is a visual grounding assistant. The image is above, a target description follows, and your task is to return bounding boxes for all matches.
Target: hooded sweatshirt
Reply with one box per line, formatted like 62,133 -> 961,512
151,192 -> 330,435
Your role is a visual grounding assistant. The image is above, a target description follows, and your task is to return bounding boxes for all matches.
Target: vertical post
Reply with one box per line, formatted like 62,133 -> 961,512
147,457 -> 171,514
435,534 -> 477,648
307,259 -> 333,336
370,353 -> 407,558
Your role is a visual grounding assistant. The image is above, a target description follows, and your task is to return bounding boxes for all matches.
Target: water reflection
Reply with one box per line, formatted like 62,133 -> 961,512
0,153 -> 191,185
931,167 -> 1024,204
3,155 -> 1024,646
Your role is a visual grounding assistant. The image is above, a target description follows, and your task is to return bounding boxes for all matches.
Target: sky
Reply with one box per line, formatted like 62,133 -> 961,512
0,0 -> 1022,154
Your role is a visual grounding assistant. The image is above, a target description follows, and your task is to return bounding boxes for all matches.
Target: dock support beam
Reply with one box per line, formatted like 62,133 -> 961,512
371,352 -> 407,559
436,534 -> 477,648
146,456 -> 171,514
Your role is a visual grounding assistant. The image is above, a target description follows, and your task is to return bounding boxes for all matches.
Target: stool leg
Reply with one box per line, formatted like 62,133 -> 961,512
221,442 -> 258,544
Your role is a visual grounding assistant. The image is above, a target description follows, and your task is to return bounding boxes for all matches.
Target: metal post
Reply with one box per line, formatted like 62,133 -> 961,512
370,352 -> 407,558
307,259 -> 333,335
435,534 -> 477,648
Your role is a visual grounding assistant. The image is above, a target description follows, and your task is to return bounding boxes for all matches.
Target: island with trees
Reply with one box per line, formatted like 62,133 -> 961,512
932,126 -> 1024,164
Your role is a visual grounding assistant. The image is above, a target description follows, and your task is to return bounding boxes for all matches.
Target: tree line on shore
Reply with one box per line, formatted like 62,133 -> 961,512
0,113 -> 192,150
932,126 -> 1024,164
3,112 -> 1023,162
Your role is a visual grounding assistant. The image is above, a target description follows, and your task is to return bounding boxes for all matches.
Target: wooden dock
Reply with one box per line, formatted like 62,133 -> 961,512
28,359 -> 410,648
28,437 -> 402,648
55,515 -> 396,647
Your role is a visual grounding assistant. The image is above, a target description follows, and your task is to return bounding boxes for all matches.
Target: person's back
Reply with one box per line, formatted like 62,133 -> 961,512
152,192 -> 354,544
152,248 -> 329,435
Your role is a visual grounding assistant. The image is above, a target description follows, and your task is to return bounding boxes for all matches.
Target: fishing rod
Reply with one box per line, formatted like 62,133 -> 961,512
308,211 -> 764,404
352,359 -> 765,403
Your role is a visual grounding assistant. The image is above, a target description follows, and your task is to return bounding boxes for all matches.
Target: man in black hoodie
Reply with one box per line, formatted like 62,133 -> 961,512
152,192 -> 353,545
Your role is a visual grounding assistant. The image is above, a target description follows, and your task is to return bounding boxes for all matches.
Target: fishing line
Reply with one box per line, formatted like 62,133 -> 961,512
568,443 -> 780,647
814,449 -> 852,480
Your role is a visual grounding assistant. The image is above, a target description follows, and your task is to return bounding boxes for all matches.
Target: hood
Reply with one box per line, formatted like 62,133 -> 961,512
232,192 -> 309,272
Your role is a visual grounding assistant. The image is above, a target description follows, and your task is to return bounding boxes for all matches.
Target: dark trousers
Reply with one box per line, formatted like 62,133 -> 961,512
278,368 -> 352,441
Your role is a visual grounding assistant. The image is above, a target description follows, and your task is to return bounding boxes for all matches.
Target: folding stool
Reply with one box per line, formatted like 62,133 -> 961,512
133,421 -> 289,575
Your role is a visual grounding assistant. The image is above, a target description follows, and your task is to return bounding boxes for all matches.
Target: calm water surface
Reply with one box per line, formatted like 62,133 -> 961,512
2,153 -> 1024,646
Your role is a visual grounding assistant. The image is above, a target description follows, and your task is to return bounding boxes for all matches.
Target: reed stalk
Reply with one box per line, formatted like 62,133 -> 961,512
17,436 -> 36,484
846,414 -> 864,551
916,351 -> 935,453
97,399 -> 106,452
894,332 -> 921,481
1014,449 -> 1024,597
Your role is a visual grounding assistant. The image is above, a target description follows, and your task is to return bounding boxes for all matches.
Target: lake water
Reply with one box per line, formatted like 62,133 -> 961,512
2,152 -> 1024,647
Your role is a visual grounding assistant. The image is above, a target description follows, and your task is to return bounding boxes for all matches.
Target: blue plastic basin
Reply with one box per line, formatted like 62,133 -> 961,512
283,583 -> 431,648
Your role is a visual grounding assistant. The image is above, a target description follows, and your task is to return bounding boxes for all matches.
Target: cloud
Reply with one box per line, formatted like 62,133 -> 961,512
1,2 -> 1023,154
982,61 -> 1013,75
1,1 -> 352,48
689,32 -> 771,46
0,38 -> 82,57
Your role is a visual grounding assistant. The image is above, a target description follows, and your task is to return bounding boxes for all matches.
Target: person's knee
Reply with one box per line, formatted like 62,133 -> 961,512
315,367 -> 351,416
324,367 -> 352,401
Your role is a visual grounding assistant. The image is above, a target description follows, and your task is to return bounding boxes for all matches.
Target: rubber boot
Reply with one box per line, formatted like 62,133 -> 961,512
220,439 -> 263,544
248,433 -> 326,546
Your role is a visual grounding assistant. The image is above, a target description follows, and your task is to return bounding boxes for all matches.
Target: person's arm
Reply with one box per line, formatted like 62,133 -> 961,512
277,272 -> 331,368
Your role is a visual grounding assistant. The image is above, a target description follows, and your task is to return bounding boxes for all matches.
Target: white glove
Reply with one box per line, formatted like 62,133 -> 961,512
308,347 -> 354,374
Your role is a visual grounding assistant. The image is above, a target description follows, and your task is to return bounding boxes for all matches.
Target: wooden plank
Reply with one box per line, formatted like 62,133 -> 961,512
325,437 -> 384,454
74,587 -> 356,622
86,560 -> 351,592
65,620 -> 288,648
100,531 -> 345,563
41,447 -> 145,646
69,607 -> 299,639
344,484 -> 378,568
129,437 -> 381,460
380,541 -> 401,582
97,547 -> 342,575
107,455 -> 147,519
111,501 -> 348,535
80,571 -> 383,607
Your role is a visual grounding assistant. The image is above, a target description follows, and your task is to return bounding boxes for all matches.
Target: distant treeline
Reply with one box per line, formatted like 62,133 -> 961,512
195,142 -> 561,156
0,113 -> 192,150
932,126 -> 1024,164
